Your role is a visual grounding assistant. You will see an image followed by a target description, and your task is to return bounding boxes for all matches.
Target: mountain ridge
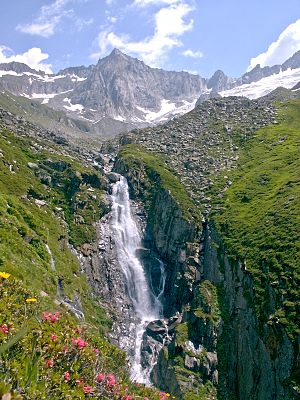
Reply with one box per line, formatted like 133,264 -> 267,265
0,49 -> 299,137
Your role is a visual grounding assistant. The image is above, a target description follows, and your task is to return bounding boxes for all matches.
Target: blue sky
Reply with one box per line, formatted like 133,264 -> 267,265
0,0 -> 299,77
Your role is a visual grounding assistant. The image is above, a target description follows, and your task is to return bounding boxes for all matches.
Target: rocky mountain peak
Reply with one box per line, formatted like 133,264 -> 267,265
207,69 -> 233,92
282,49 -> 300,69
110,48 -> 127,58
0,61 -> 39,75
97,48 -> 135,67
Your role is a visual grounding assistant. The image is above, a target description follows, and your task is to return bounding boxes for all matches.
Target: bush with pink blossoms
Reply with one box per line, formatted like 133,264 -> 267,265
0,275 -> 171,399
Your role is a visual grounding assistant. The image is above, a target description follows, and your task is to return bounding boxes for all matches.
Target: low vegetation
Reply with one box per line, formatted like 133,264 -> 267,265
0,273 -> 165,399
213,99 -> 300,338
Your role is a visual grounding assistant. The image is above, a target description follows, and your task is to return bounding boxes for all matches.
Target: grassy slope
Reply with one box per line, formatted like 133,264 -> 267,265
0,126 -> 164,399
0,127 -> 107,327
119,144 -> 200,223
213,100 -> 300,338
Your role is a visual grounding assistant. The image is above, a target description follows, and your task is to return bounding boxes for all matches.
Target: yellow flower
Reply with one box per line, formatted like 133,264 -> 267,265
26,298 -> 37,303
0,271 -> 10,279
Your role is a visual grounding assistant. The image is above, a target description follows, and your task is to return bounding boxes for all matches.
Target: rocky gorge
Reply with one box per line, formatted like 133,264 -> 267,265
95,95 -> 300,399
0,80 -> 299,399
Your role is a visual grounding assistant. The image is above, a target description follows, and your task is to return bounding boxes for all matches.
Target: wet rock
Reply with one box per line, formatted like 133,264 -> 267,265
106,172 -> 121,183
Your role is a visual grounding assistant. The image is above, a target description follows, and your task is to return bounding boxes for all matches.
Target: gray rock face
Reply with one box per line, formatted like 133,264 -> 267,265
106,172 -> 121,183
282,49 -> 300,70
203,223 -> 296,400
0,49 -> 299,137
0,49 -> 206,135
207,69 -> 235,92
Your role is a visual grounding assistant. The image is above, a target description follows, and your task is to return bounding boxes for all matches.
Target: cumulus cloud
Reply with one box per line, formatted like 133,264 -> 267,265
0,46 -> 53,73
248,19 -> 300,71
92,2 -> 194,66
17,0 -> 92,38
182,49 -> 203,58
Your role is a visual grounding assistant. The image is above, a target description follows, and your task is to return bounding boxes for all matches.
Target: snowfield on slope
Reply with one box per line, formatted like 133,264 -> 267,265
220,68 -> 300,99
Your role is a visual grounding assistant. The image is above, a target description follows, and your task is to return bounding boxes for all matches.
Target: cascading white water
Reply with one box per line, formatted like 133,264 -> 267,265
111,176 -> 164,383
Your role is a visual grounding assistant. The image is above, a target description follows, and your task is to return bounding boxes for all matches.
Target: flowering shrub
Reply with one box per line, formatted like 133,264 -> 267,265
0,274 -> 170,399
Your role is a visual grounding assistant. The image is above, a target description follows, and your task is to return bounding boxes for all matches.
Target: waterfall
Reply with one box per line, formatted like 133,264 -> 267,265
111,176 -> 164,383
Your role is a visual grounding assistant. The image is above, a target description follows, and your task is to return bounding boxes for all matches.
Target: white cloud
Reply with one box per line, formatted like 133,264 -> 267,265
17,0 -> 71,37
0,46 -> 53,73
182,49 -> 203,58
92,2 -> 194,66
16,0 -> 92,38
248,19 -> 300,71
133,0 -> 180,6
107,16 -> 117,24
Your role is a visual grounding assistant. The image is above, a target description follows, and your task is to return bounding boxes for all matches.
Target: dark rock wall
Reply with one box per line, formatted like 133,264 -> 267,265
113,153 -> 298,400
203,223 -> 297,400
114,156 -> 202,316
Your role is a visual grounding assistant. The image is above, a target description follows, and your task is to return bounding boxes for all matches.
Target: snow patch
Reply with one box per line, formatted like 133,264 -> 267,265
31,93 -> 59,99
220,68 -> 300,99
25,89 -> 73,100
136,98 -> 197,123
114,115 -> 126,122
0,70 -> 22,77
0,70 -> 67,82
68,74 -> 87,82
63,98 -> 84,112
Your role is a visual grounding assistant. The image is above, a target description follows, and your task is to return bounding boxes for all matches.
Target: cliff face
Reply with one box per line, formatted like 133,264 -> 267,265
114,154 -> 201,315
203,223 -> 296,400
113,150 -> 219,399
112,144 -> 298,400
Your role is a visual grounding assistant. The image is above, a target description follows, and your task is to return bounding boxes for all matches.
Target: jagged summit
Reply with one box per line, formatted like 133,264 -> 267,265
97,48 -> 132,64
0,60 -> 40,74
0,49 -> 299,136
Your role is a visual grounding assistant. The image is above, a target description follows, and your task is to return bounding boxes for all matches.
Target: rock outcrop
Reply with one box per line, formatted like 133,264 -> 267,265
106,96 -> 299,399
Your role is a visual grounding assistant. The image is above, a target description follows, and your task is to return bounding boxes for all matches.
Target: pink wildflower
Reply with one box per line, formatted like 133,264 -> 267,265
107,373 -> 116,387
0,324 -> 9,334
51,312 -> 60,323
76,378 -> 84,386
123,396 -> 133,400
51,334 -> 58,341
42,311 -> 60,323
64,371 -> 70,382
62,345 -> 69,354
46,359 -> 54,368
83,386 -> 93,394
92,348 -> 100,354
95,373 -> 105,383
71,337 -> 88,349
